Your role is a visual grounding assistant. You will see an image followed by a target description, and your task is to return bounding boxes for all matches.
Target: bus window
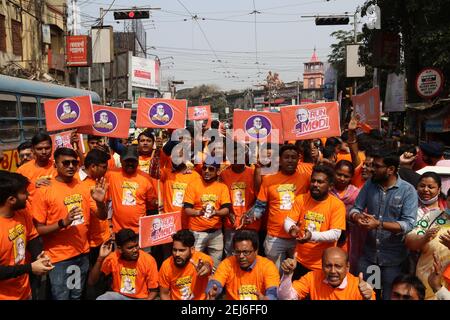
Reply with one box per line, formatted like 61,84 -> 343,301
20,96 -> 38,118
39,98 -> 48,118
0,119 -> 19,141
0,94 -> 18,118
22,120 -> 40,139
0,94 -> 19,142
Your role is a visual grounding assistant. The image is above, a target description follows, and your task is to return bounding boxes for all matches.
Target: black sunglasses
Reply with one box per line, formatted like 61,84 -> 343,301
61,160 -> 79,167
202,166 -> 217,172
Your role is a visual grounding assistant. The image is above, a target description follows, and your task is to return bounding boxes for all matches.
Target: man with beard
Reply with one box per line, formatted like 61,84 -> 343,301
17,141 -> 34,168
0,171 -> 53,300
89,229 -> 159,300
107,146 -> 157,234
206,230 -> 279,300
16,132 -> 57,203
349,148 -> 418,300
31,147 -> 108,300
183,159 -> 231,269
278,247 -> 374,300
242,144 -> 310,273
159,229 -> 213,300
284,165 -> 346,279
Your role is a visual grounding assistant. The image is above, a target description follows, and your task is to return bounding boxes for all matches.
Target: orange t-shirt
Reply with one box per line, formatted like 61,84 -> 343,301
80,176 -> 111,247
107,169 -> 157,233
159,251 -> 213,300
336,152 -> 352,163
160,168 -> 202,229
16,159 -> 57,202
257,171 -> 310,239
351,163 -> 365,188
183,179 -> 231,232
288,192 -> 346,270
296,162 -> 314,177
138,154 -> 153,174
293,270 -> 375,300
220,166 -> 260,231
212,255 -> 280,300
0,210 -> 39,300
101,250 -> 159,299
31,179 -> 97,263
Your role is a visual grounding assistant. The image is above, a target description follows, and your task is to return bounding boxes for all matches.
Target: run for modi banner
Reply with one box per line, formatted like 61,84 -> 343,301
139,212 -> 182,248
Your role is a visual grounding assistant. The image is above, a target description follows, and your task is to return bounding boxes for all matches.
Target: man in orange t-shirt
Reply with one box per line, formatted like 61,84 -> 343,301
159,229 -> 213,300
206,230 -> 279,300
16,132 -> 57,203
136,130 -> 155,174
88,229 -> 159,300
243,144 -> 310,272
220,144 -> 259,257
285,165 -> 346,279
31,147 -> 108,300
183,159 -> 232,269
107,146 -> 157,234
0,171 -> 53,300
278,247 -> 375,300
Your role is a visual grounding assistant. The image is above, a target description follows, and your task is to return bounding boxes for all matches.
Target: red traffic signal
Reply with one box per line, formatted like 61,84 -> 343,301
114,10 -> 150,20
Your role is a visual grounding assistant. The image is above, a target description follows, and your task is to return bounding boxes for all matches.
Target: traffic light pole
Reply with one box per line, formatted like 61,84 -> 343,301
353,10 -> 358,96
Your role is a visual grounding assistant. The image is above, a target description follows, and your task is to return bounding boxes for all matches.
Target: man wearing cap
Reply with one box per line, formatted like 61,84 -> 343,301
88,228 -> 159,300
183,156 -> 232,269
414,141 -> 445,171
106,146 -> 157,234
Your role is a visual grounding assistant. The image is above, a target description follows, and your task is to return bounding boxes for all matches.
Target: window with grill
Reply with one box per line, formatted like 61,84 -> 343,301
11,19 -> 22,57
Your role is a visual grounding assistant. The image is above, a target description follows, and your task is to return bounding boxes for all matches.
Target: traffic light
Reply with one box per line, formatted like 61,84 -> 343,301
315,16 -> 349,25
113,10 -> 150,20
345,87 -> 353,99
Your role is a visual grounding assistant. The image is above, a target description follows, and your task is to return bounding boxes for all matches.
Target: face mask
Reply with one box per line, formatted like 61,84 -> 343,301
418,194 -> 439,206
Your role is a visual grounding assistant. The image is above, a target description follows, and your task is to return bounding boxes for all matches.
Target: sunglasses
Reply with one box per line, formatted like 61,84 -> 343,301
61,160 -> 79,167
202,166 -> 217,172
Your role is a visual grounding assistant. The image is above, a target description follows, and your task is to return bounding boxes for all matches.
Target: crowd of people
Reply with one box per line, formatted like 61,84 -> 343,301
1,117 -> 449,300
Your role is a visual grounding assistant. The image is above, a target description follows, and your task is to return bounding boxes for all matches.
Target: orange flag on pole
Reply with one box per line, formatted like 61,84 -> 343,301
77,105 -> 132,138
136,98 -> 187,129
351,87 -> 381,129
280,102 -> 341,141
44,96 -> 94,131
232,110 -> 284,143
188,105 -> 211,121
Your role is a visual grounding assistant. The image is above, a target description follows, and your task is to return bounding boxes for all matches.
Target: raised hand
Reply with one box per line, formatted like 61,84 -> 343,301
207,284 -> 219,300
358,272 -> 374,300
155,136 -> 164,150
348,116 -> 359,131
99,240 -> 113,259
399,152 -> 416,166
91,177 -> 108,203
70,131 -> 80,151
428,252 -> 443,293
190,258 -> 211,277
281,252 -> 298,275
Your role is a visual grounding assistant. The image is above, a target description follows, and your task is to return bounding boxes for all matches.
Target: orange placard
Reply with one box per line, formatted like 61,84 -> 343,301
77,105 -> 132,138
139,211 -> 182,248
44,96 -> 94,131
188,105 -> 211,121
351,87 -> 381,129
232,110 -> 284,143
280,102 -> 341,141
136,98 -> 187,129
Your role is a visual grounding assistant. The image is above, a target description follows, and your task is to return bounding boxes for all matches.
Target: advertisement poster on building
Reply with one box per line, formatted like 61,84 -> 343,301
130,56 -> 161,90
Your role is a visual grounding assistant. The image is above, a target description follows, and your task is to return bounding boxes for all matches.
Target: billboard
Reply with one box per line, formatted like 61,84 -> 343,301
346,44 -> 365,78
66,35 -> 91,67
130,56 -> 161,90
91,26 -> 114,64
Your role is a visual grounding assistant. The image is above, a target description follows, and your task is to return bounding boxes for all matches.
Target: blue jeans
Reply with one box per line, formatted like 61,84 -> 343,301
97,291 -> 137,300
48,254 -> 89,300
358,255 -> 403,300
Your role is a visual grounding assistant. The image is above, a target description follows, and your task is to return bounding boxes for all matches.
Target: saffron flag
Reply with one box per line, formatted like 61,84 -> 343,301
44,96 -> 94,131
280,102 -> 341,141
233,110 -> 283,143
136,98 -> 187,129
351,87 -> 381,129
77,105 -> 132,138
188,105 -> 211,121
139,212 -> 182,248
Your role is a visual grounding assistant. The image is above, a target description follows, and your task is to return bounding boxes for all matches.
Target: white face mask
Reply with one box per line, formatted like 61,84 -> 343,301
418,194 -> 439,206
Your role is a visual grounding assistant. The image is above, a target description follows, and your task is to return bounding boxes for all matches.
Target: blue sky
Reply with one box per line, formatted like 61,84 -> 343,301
78,0 -> 366,91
